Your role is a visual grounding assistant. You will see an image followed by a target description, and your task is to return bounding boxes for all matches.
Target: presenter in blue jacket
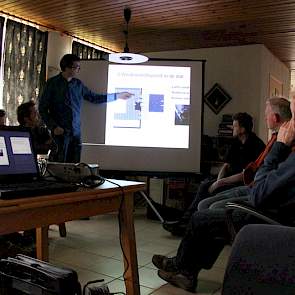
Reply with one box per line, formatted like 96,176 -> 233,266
39,54 -> 131,163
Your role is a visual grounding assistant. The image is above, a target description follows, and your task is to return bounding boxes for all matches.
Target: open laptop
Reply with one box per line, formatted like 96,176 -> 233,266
0,126 -> 78,199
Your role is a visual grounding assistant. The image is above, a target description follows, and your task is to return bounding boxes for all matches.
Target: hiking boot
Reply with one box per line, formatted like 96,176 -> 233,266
152,255 -> 178,272
158,269 -> 197,292
162,220 -> 187,237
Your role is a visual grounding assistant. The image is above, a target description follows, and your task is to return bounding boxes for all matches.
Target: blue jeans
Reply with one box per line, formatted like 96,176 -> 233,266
197,186 -> 251,211
181,179 -> 238,222
50,133 -> 81,163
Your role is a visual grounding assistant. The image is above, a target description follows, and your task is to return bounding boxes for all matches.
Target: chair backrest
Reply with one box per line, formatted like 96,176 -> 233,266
225,199 -> 295,242
222,224 -> 295,295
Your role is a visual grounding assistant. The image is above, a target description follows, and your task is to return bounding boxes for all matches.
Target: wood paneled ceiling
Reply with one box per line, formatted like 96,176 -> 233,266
3,0 -> 295,69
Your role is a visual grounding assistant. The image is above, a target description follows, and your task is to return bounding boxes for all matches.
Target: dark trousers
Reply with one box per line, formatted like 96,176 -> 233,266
182,179 -> 237,222
50,134 -> 81,163
175,209 -> 248,274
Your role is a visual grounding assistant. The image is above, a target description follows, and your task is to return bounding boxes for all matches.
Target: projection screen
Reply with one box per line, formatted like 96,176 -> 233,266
78,59 -> 204,173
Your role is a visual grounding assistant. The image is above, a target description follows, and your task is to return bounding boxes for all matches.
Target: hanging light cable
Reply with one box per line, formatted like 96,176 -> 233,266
108,8 -> 148,64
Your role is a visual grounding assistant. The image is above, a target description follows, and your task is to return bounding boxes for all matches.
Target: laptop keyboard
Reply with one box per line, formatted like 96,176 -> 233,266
0,180 -> 79,199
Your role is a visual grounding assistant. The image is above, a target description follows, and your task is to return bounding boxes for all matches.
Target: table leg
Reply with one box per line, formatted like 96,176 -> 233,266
36,226 -> 49,261
119,192 -> 140,295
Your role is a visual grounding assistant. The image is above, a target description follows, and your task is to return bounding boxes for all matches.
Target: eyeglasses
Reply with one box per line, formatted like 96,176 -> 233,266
71,65 -> 81,70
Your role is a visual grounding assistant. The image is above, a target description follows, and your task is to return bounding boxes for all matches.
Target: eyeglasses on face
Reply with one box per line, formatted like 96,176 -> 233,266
71,65 -> 81,70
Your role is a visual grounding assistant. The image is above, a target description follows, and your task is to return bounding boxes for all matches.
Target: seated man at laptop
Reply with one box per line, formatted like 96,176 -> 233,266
17,101 -> 60,238
17,101 -> 56,155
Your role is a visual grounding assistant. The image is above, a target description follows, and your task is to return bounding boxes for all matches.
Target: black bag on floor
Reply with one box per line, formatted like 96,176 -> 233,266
0,254 -> 81,295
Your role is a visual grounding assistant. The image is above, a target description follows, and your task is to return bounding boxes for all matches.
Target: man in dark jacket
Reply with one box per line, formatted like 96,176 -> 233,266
163,112 -> 265,236
152,101 -> 295,292
197,96 -> 291,211
17,100 -> 55,155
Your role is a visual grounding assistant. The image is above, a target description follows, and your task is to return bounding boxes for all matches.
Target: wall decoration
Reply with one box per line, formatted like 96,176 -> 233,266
204,83 -> 232,114
269,75 -> 283,97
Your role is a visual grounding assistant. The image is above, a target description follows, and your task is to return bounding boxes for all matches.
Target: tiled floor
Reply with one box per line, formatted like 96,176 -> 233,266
49,209 -> 230,295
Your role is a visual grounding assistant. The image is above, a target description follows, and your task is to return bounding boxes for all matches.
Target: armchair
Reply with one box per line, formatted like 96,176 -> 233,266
222,224 -> 295,294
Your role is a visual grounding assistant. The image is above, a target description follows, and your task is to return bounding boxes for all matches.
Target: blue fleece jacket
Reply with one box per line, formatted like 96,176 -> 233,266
38,73 -> 116,137
250,141 -> 295,208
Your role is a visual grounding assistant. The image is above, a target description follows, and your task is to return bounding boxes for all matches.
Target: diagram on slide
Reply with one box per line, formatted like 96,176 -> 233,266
113,87 -> 142,128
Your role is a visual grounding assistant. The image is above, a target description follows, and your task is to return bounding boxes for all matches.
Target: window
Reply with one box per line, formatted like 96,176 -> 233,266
0,18 -> 47,125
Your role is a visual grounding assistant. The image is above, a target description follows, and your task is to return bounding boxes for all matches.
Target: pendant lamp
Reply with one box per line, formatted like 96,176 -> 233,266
108,8 -> 149,64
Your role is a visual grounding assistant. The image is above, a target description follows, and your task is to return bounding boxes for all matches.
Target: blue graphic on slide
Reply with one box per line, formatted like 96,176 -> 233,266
149,94 -> 164,112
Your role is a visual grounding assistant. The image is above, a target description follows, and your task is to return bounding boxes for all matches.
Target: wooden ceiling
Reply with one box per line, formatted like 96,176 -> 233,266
2,0 -> 295,69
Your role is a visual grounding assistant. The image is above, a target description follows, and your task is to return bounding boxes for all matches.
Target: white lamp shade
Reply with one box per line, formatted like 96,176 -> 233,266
108,52 -> 148,64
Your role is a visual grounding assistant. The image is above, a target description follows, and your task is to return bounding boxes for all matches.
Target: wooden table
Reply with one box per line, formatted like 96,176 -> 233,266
0,179 -> 145,295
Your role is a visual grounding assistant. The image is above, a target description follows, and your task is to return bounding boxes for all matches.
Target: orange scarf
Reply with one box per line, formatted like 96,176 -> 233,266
243,133 -> 277,186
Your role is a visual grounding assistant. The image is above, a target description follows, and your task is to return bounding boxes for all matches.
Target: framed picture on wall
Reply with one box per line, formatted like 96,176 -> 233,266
204,83 -> 232,114
269,75 -> 283,97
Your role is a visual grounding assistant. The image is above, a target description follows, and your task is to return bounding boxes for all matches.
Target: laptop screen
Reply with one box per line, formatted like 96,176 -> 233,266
0,126 -> 39,179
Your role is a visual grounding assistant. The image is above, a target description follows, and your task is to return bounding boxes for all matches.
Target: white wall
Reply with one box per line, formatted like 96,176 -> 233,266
46,32 -> 73,78
146,44 -> 290,141
258,47 -> 290,140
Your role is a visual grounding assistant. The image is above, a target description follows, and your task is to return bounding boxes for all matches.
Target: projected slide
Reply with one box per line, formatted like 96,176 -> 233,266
106,64 -> 191,148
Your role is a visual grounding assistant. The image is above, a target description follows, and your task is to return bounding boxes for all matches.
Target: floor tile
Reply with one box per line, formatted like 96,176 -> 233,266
138,266 -> 169,289
48,209 -> 227,294
107,278 -> 154,295
50,247 -> 124,278
80,241 -> 121,257
145,262 -> 158,270
112,249 -> 154,267
150,280 -> 222,295
138,241 -> 176,255
50,259 -> 115,285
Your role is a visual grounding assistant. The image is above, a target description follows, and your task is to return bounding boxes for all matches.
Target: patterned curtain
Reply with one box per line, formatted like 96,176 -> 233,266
3,20 -> 47,125
72,41 -> 103,59
0,17 -> 4,68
